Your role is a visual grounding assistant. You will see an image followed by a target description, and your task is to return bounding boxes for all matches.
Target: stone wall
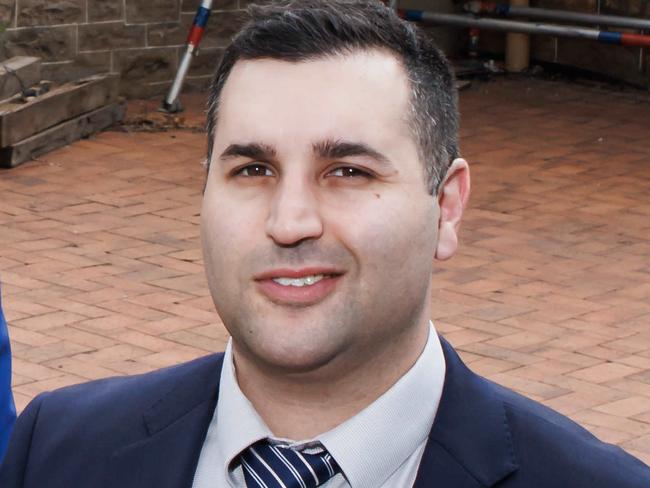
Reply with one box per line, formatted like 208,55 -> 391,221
0,0 -> 255,98
1,0 -> 649,97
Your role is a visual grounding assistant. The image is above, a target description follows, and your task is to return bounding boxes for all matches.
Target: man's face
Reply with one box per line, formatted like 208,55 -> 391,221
201,51 -> 441,374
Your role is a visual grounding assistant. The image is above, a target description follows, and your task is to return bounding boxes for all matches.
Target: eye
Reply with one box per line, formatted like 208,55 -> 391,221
328,166 -> 372,178
234,164 -> 274,177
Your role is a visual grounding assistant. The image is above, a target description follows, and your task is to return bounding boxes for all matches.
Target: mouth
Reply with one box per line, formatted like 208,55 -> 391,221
254,268 -> 344,305
270,273 -> 330,287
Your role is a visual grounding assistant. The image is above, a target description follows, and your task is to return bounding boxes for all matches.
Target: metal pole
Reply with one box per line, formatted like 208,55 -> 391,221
399,10 -> 650,47
161,0 -> 214,113
463,1 -> 650,31
640,30 -> 645,71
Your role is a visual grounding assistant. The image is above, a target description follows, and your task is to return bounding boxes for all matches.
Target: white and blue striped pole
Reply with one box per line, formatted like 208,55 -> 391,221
463,1 -> 650,31
399,9 -> 650,47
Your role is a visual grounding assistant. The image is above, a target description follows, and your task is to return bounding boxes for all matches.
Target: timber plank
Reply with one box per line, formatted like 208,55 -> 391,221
0,101 -> 125,168
0,57 -> 41,102
0,74 -> 119,147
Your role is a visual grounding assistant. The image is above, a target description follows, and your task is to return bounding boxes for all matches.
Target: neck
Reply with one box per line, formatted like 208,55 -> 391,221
232,319 -> 430,440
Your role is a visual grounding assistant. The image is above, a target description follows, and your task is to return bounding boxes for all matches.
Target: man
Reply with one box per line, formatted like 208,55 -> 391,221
0,286 -> 15,463
1,1 -> 649,487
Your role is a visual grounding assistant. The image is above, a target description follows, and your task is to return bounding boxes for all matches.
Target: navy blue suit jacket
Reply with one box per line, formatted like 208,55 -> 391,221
1,337 -> 648,487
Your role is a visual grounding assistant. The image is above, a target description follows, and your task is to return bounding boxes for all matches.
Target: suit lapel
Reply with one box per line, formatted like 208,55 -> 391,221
107,354 -> 224,488
414,337 -> 519,488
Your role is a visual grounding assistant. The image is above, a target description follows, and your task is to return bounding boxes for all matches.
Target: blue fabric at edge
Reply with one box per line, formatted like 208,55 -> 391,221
0,286 -> 16,463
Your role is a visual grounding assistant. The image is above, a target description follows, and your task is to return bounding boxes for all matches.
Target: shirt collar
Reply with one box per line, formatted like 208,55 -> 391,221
214,341 -> 272,485
319,322 -> 445,487
214,322 -> 446,487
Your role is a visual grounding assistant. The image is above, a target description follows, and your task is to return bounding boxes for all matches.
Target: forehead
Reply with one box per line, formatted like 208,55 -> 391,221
215,50 -> 413,151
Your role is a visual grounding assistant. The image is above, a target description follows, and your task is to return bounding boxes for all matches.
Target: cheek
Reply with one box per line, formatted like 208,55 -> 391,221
326,193 -> 437,271
203,177 -> 268,234
201,188 -> 257,275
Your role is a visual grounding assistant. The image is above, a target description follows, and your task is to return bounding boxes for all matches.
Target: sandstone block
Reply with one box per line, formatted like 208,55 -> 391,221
240,0 -> 277,6
0,101 -> 126,168
126,0 -> 180,23
187,47 -> 223,77
200,10 -> 248,48
0,33 -> 5,62
0,56 -> 41,101
149,9 -> 248,49
4,26 -> 75,62
0,74 -> 119,146
87,0 -> 123,22
147,22 -> 186,47
40,61 -> 74,84
182,0 -> 238,12
17,0 -> 83,27
0,0 -> 15,27
121,79 -> 171,98
79,22 -> 146,51
114,47 -> 177,85
183,75 -> 212,93
41,51 -> 111,84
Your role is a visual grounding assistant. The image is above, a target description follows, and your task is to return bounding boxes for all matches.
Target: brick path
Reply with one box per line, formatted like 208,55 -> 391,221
1,77 -> 649,464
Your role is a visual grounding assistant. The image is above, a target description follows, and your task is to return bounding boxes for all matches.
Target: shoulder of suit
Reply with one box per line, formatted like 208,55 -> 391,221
3,353 -> 226,486
31,352 -> 225,421
485,379 -> 650,486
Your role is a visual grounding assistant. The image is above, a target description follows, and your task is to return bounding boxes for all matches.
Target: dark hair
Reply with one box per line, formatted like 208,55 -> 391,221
206,0 -> 459,194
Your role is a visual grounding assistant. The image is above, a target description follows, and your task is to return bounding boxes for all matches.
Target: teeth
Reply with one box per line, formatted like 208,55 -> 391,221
272,274 -> 325,287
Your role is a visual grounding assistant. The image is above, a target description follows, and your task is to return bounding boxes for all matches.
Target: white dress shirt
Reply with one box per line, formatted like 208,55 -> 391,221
192,322 -> 446,488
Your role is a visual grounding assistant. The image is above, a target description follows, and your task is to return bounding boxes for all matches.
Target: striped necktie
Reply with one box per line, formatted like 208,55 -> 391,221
240,440 -> 342,488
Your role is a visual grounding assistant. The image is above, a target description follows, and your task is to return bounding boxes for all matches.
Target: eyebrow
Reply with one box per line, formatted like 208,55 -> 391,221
219,143 -> 277,162
218,139 -> 394,169
313,139 -> 393,168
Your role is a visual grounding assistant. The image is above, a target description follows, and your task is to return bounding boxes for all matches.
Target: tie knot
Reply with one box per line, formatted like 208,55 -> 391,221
240,440 -> 341,488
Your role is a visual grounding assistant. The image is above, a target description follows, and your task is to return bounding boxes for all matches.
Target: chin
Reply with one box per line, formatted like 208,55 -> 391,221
248,335 -> 344,374
225,302 -> 352,373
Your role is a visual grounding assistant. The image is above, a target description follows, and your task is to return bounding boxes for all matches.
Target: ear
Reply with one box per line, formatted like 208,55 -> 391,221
435,158 -> 471,261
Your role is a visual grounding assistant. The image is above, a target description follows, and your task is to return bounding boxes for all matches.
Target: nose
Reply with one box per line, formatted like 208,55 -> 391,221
266,177 -> 324,246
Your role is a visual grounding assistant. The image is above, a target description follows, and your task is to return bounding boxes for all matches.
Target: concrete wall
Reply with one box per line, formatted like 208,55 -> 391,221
535,0 -> 649,86
475,0 -> 650,87
0,0 -> 253,97
399,0 -> 466,56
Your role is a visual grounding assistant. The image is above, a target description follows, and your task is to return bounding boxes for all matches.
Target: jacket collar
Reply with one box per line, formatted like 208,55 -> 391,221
414,337 -> 519,487
108,354 -> 224,488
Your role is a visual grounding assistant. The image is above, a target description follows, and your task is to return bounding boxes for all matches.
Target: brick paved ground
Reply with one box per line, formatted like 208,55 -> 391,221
1,77 -> 649,464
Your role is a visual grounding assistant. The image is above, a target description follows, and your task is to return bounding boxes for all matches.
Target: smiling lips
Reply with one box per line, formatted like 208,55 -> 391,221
254,267 -> 344,305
